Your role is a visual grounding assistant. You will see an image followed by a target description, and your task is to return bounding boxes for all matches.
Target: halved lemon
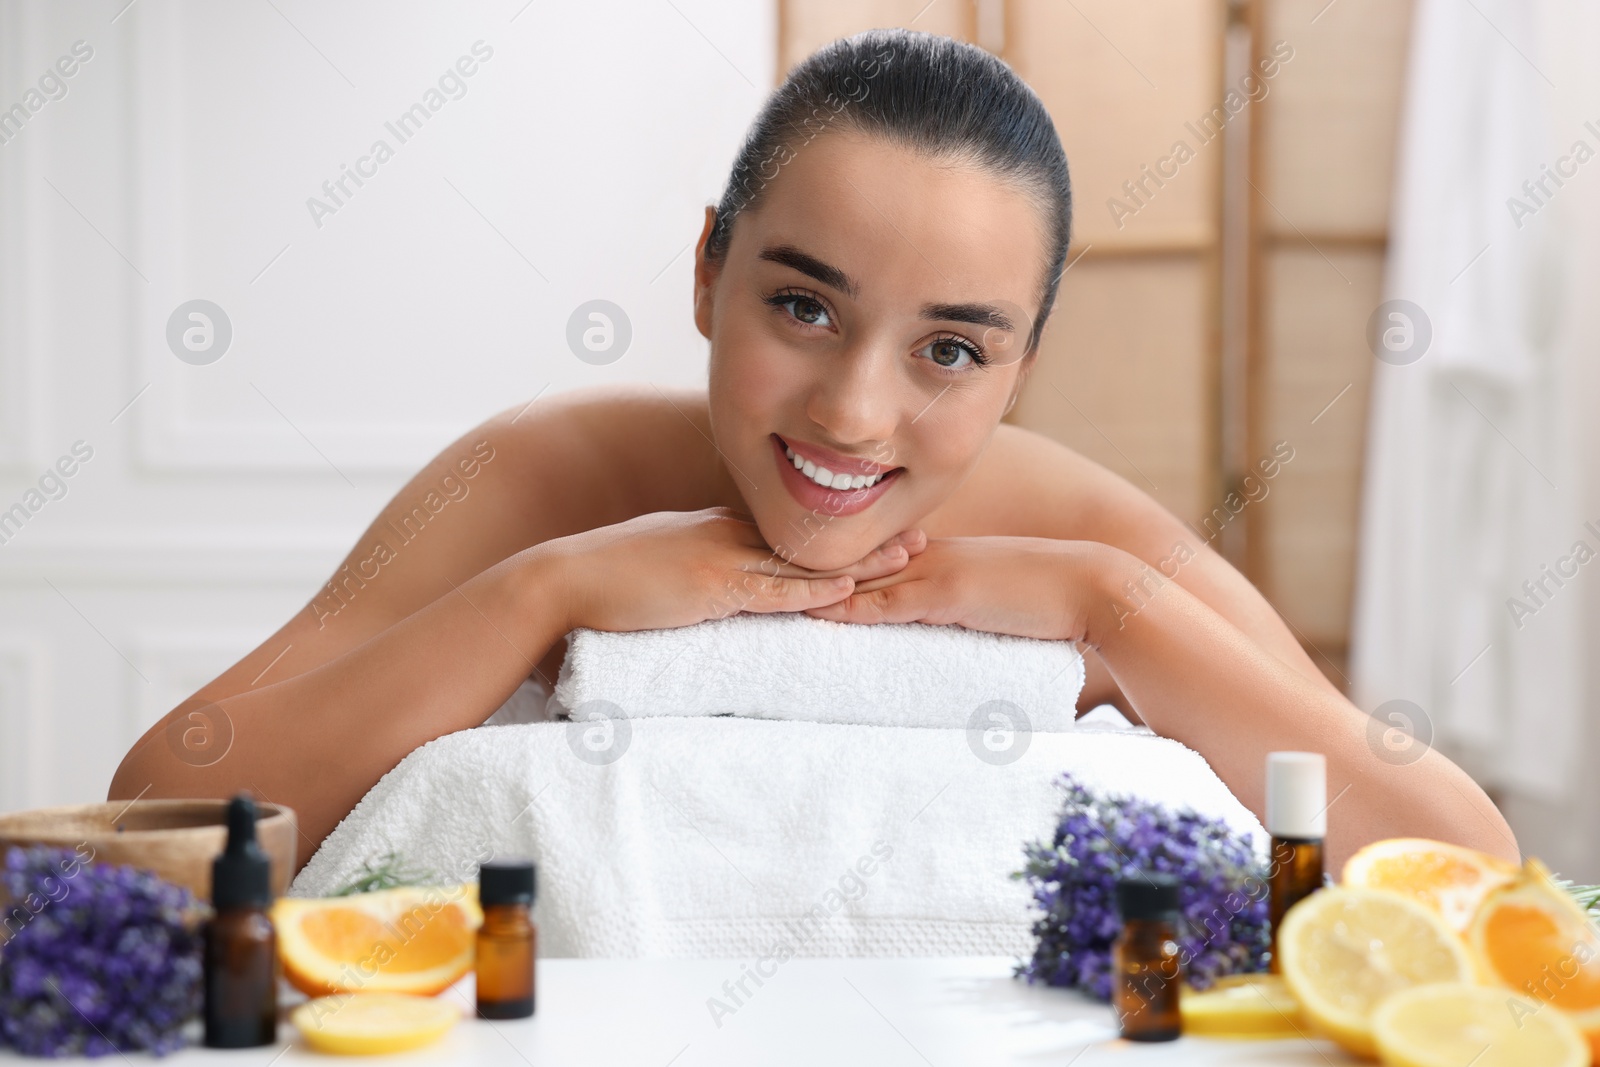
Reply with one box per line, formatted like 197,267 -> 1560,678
1372,982 -> 1586,1067
1467,858 -> 1600,1061
1342,837 -> 1518,932
1277,886 -> 1475,1057
291,992 -> 460,1055
1179,974 -> 1304,1038
273,884 -> 482,997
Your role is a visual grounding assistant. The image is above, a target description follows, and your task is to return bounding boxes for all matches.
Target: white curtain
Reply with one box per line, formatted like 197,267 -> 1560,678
1351,0 -> 1600,872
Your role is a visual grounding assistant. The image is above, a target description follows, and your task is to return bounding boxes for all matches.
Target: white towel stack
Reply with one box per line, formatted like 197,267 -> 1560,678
295,612 -> 1264,959
549,611 -> 1088,731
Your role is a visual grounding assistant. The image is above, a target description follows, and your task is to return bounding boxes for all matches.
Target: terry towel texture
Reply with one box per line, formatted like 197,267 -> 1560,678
296,612 -> 1261,957
549,611 -> 1089,730
292,716 -> 1264,957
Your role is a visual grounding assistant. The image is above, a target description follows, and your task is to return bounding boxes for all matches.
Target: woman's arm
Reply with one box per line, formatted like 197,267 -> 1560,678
807,534 -> 1518,872
107,393 -> 622,859
1074,543 -> 1519,871
979,429 -> 1347,716
111,550 -> 572,860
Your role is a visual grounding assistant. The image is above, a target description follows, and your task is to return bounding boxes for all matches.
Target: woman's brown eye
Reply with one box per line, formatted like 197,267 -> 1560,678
793,298 -> 823,324
931,341 -> 963,366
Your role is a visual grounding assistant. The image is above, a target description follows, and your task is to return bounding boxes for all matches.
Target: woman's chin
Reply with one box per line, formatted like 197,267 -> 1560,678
759,526 -> 876,574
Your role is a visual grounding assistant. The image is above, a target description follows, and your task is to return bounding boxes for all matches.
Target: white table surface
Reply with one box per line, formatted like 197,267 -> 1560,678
0,957 -> 1358,1065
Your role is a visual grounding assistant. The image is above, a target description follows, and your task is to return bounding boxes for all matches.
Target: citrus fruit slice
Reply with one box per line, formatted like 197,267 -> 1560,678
1372,982 -> 1587,1067
291,992 -> 460,1055
273,884 -> 483,997
1467,858 -> 1600,1060
1179,974 -> 1304,1038
1342,837 -> 1518,932
1277,886 -> 1475,1057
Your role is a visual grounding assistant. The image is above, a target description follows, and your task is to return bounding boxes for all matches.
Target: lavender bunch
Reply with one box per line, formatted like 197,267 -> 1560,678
0,847 -> 204,1057
1010,773 -> 1269,999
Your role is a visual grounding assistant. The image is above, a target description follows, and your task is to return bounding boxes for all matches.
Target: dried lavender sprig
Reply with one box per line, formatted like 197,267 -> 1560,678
1,846 -> 204,1057
1009,773 -> 1269,1000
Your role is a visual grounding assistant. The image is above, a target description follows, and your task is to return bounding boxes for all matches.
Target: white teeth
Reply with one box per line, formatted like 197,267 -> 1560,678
783,442 -> 890,491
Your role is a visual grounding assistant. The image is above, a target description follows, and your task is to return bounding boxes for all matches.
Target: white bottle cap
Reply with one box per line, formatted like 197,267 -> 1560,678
1265,751 -> 1326,839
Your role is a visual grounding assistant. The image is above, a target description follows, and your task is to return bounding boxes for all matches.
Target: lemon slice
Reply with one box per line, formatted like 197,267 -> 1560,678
1277,886 -> 1474,1057
1373,982 -> 1587,1067
291,993 -> 460,1055
1180,974 -> 1304,1037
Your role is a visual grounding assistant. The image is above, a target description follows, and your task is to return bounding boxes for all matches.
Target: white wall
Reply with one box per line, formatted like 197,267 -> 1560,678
0,0 -> 776,811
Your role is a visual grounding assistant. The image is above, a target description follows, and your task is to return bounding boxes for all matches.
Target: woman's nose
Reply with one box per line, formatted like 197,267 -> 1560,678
803,339 -> 901,447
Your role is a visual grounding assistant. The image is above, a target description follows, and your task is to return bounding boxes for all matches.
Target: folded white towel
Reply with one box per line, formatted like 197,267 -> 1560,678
293,716 -> 1265,958
548,611 -> 1087,731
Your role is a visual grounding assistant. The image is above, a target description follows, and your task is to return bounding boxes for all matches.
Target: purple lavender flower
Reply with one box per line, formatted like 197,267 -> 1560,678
1,846 -> 204,1057
1010,773 -> 1269,1000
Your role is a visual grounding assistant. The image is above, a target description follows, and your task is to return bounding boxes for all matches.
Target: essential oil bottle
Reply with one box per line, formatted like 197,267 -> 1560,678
1266,751 -> 1326,973
203,795 -> 278,1048
476,860 -> 537,1020
1112,874 -> 1183,1042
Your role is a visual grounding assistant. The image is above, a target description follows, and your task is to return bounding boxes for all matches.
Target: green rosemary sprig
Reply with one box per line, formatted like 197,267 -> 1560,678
327,851 -> 427,896
1557,877 -> 1600,920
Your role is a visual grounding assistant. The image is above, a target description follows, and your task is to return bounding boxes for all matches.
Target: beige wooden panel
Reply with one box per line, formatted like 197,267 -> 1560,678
1007,0 -> 1225,251
1260,0 -> 1413,235
1259,245 -> 1382,644
1010,254 -> 1212,524
778,0 -> 975,74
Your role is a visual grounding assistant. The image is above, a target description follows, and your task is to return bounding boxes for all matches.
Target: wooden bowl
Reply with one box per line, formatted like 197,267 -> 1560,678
0,799 -> 297,905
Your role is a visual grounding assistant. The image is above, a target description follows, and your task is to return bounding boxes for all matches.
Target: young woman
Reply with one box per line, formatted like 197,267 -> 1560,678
110,29 -> 1516,873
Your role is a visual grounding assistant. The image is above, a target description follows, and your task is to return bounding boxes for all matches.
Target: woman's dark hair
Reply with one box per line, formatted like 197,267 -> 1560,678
706,28 -> 1072,355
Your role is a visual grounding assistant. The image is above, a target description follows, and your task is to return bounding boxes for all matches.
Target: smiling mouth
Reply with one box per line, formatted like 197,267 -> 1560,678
775,434 -> 903,492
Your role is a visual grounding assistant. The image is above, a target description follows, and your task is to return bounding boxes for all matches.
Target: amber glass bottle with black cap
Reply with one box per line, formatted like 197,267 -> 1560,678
476,860 -> 537,1019
203,795 -> 278,1048
1112,873 -> 1183,1042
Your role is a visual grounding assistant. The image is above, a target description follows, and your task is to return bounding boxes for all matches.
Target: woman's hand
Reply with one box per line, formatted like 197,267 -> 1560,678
543,507 -> 927,633
802,534 -> 1123,642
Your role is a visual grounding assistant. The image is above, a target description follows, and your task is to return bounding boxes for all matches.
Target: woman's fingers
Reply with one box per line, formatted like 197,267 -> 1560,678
742,529 -> 927,582
742,573 -> 856,613
896,529 -> 929,557
802,579 -> 938,625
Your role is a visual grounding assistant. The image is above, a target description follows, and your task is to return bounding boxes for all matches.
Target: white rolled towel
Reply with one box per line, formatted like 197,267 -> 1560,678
293,716 -> 1265,958
547,611 -> 1088,731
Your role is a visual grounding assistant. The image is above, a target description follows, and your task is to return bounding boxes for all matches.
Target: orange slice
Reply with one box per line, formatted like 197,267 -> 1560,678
1468,858 -> 1600,1061
1342,837 -> 1518,932
273,884 -> 482,997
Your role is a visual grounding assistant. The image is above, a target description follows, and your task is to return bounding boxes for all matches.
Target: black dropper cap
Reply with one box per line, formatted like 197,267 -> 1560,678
212,794 -> 272,910
479,860 -> 536,907
1117,873 -> 1180,922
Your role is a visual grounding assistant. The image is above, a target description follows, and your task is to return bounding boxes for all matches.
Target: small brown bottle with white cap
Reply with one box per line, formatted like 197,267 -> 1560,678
1266,751 -> 1326,973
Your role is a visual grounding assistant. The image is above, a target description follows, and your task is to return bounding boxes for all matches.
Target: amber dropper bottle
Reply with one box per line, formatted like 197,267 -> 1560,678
203,795 -> 279,1048
1111,874 -> 1183,1042
476,860 -> 537,1020
1266,751 -> 1326,973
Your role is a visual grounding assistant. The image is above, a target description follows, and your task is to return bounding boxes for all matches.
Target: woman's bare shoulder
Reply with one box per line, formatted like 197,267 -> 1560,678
942,422 -> 1194,552
483,382 -> 725,527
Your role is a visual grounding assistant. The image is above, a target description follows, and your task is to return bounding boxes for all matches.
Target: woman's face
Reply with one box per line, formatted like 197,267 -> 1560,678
696,130 -> 1051,571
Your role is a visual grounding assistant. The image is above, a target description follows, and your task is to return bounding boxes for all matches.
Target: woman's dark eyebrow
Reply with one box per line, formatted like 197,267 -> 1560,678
922,303 -> 1015,331
758,245 -> 859,298
758,244 -> 1014,331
